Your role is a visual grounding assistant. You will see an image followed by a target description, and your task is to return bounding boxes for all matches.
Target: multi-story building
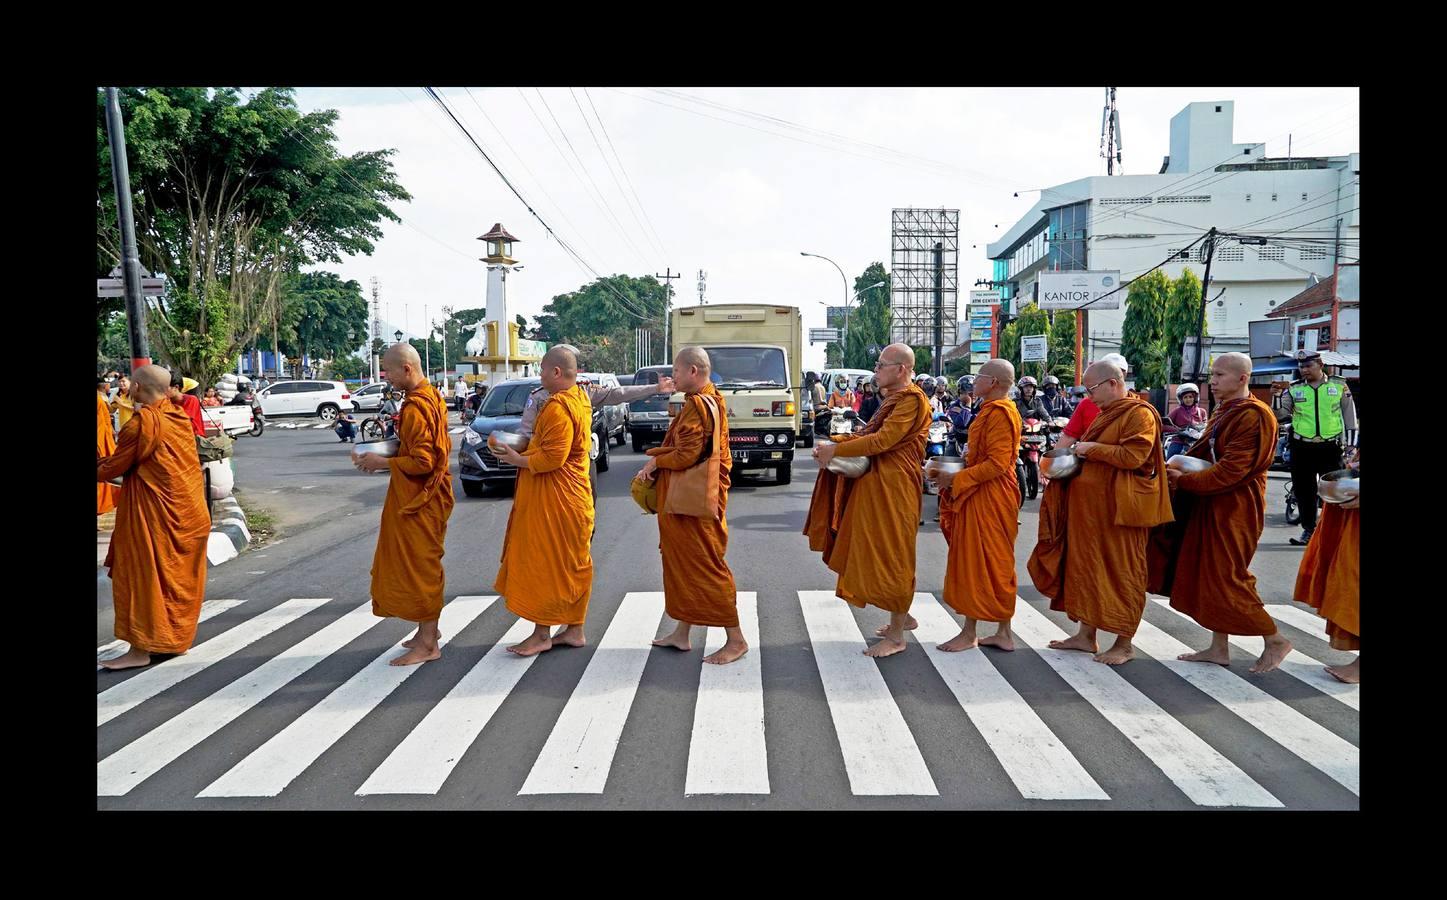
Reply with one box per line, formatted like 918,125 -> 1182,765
985,100 -> 1359,364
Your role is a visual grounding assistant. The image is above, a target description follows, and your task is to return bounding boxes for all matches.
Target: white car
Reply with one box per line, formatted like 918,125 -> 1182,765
349,382 -> 387,412
256,380 -> 353,422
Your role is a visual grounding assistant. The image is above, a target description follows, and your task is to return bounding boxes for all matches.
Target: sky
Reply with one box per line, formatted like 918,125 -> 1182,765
290,87 -> 1360,371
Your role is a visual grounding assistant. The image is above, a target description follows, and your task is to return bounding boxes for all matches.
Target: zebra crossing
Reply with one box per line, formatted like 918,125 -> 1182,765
97,589 -> 1359,808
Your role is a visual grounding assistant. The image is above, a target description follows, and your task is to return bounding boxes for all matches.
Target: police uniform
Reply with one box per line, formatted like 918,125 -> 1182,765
1279,350 -> 1357,539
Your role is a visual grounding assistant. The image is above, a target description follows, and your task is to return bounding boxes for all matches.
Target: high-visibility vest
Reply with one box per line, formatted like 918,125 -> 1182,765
1289,378 -> 1347,440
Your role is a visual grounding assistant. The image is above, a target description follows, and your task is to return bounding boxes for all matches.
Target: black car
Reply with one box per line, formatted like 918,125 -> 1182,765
627,392 -> 672,452
457,378 -> 610,498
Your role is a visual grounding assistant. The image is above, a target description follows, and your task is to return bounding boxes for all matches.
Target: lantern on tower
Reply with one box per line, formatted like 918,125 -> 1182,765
478,223 -> 520,266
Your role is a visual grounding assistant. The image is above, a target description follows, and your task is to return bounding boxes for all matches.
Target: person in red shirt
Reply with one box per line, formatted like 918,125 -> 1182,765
167,373 -> 207,437
1054,353 -> 1128,451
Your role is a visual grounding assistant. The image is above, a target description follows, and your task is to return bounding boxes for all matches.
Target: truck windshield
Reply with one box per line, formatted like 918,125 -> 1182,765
630,393 -> 670,412
707,346 -> 788,389
480,383 -> 535,416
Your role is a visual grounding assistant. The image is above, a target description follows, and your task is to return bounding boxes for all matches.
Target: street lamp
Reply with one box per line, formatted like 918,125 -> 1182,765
801,250 -> 850,358
393,329 -> 404,344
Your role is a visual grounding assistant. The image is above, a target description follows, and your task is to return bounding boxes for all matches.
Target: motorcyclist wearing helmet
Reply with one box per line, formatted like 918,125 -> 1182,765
918,375 -> 942,415
1165,382 -> 1209,460
1041,374 -> 1073,417
1013,375 -> 1050,423
828,374 -> 856,412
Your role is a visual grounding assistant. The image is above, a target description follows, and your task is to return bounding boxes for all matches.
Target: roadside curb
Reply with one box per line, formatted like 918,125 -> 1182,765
207,496 -> 251,567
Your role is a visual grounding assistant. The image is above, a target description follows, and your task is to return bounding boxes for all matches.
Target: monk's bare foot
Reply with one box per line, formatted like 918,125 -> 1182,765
552,625 -> 586,648
1250,635 -> 1292,674
1049,634 -> 1098,654
978,632 -> 1016,652
652,633 -> 692,651
864,636 -> 907,658
875,615 -> 918,637
1325,658 -> 1359,683
99,647 -> 152,670
1177,647 -> 1231,666
936,631 -> 978,652
507,634 -> 553,657
1093,644 -> 1135,666
389,645 -> 441,666
401,631 -> 440,649
703,640 -> 749,665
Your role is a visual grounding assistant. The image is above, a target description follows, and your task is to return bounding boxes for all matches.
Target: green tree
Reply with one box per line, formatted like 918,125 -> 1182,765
287,272 -> 368,368
541,275 -> 668,373
1136,337 -> 1172,390
1164,268 -> 1205,383
914,346 -> 932,375
327,353 -> 369,381
1047,311 -> 1078,383
1118,269 -> 1171,388
845,263 -> 892,369
998,302 -> 1050,380
97,87 -> 409,384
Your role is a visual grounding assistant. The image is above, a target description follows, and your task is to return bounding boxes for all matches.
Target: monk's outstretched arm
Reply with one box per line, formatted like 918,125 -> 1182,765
834,395 -> 924,458
98,415 -> 148,481
390,407 -> 439,477
519,402 -> 574,473
950,414 -> 1015,497
1178,412 -> 1270,495
646,401 -> 707,470
1087,408 -> 1158,470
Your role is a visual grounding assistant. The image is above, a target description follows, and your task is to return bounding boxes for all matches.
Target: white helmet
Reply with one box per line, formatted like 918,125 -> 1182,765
1176,383 -> 1200,400
1101,352 -> 1129,374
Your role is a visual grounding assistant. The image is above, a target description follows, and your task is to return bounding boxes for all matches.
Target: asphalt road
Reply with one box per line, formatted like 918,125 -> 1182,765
96,416 -> 1359,810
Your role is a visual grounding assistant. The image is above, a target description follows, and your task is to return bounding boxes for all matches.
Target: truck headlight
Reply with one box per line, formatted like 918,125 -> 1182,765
764,433 -> 776,445
772,401 -> 796,416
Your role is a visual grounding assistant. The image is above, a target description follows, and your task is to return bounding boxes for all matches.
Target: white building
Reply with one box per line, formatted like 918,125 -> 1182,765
986,101 -> 1359,364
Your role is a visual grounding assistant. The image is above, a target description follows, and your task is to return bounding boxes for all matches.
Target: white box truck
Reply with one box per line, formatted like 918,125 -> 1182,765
669,303 -> 803,485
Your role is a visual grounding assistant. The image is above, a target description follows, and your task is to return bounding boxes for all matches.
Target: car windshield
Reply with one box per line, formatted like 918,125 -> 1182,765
630,393 -> 670,412
480,383 -> 535,416
707,346 -> 788,389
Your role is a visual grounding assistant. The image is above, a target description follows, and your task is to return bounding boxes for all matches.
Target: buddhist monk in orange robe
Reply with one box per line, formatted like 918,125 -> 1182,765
638,347 -> 744,665
931,359 -> 1023,652
96,366 -> 211,670
1029,361 -> 1173,665
98,380 -> 119,516
805,342 -> 931,658
1295,454 -> 1359,683
493,346 -> 596,657
353,343 -> 455,666
1148,353 -> 1293,673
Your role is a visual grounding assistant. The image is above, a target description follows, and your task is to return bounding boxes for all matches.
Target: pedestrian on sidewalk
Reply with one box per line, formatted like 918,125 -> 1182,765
167,374 -> 206,437
454,378 -> 469,411
97,365 -> 211,671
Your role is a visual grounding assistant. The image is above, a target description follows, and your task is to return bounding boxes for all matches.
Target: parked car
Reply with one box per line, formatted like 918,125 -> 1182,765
633,364 -> 674,386
349,382 -> 387,412
196,403 -> 255,438
616,373 -> 635,386
457,377 -> 611,498
255,380 -> 353,422
579,371 -> 628,448
628,392 -> 672,452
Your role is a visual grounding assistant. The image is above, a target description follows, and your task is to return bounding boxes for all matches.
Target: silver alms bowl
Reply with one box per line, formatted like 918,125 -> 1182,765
826,455 -> 871,479
354,438 -> 400,458
1318,469 -> 1360,504
487,431 -> 529,453
1166,455 -> 1213,474
1040,447 -> 1081,481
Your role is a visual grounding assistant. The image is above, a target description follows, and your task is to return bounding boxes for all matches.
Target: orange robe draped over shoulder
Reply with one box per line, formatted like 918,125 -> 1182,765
98,392 -> 119,515
97,398 -> 211,654
369,383 -> 455,622
940,398 -> 1022,622
1033,396 -> 1172,638
495,384 -> 595,626
1148,396 -> 1278,636
1294,502 -> 1360,651
648,383 -> 738,627
803,382 -> 932,614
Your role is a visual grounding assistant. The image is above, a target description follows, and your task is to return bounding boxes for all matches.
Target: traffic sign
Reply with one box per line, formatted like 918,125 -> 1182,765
1021,334 -> 1048,362
97,277 -> 165,297
809,328 -> 841,344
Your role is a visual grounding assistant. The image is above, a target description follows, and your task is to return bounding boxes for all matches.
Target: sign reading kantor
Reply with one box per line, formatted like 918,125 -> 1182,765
1038,271 -> 1122,311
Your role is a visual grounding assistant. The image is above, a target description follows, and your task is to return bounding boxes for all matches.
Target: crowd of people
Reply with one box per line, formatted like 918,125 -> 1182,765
96,343 -> 1358,692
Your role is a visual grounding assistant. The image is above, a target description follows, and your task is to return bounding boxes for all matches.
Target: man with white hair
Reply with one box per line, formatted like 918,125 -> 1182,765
1054,352 -> 1129,451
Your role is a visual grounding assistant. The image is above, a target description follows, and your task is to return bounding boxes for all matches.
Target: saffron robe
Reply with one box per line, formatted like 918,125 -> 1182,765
1148,396 -> 1279,636
97,398 -> 211,654
98,392 -> 119,515
803,383 -> 932,614
369,383 -> 454,622
648,383 -> 738,627
496,384 -> 595,626
1295,502 -> 1360,651
939,398 -> 1022,622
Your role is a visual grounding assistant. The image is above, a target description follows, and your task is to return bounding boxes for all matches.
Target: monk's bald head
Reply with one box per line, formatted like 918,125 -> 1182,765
382,342 -> 425,391
975,359 -> 1014,401
132,365 -> 171,404
1084,361 -> 1129,407
875,342 -> 916,391
1210,351 -> 1252,402
673,346 -> 712,393
540,345 -> 579,392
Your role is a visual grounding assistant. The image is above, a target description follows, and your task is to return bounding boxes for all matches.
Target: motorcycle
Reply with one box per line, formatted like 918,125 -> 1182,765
923,412 -> 952,495
1017,417 -> 1048,501
360,410 -> 399,441
829,408 -> 863,437
231,389 -> 265,437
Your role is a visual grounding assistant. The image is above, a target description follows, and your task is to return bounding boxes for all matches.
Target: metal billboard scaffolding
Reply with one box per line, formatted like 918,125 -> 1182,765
890,208 -> 958,374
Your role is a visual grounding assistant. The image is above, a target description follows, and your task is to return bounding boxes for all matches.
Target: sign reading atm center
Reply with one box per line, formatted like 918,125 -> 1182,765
1037,271 -> 1123,311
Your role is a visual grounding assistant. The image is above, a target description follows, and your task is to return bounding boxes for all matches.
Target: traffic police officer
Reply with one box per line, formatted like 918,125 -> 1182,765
1276,349 -> 1357,545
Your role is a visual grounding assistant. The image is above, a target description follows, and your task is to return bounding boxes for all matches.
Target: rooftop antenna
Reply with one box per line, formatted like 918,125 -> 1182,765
697,269 -> 708,306
1099,87 -> 1123,175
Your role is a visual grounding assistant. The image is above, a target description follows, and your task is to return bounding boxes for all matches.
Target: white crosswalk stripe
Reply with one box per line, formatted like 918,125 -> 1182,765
1266,603 -> 1343,641
97,590 -> 1358,807
97,598 -> 247,668
1148,597 -> 1359,710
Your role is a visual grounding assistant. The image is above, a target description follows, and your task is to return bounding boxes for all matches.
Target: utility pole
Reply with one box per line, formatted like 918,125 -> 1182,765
423,302 -> 430,383
1099,87 -> 1123,175
656,268 -> 681,361
697,269 -> 708,306
370,278 -> 382,382
1194,228 -> 1219,387
103,87 -> 150,371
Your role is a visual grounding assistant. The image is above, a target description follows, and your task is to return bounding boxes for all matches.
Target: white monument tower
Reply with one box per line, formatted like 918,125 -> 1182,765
468,223 -> 542,384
